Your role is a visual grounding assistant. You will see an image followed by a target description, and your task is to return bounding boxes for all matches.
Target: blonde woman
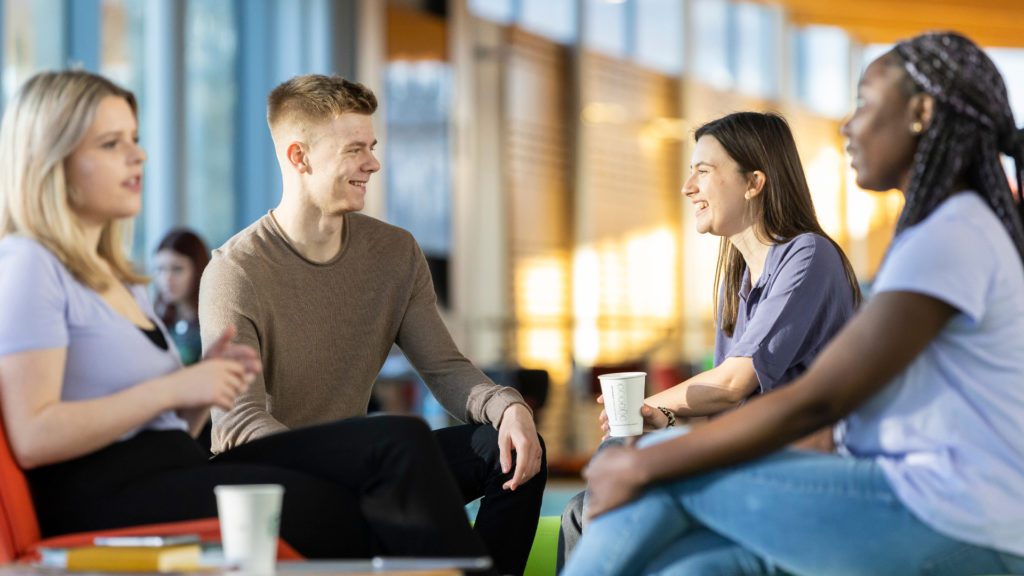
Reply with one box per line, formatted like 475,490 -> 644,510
0,71 -> 487,561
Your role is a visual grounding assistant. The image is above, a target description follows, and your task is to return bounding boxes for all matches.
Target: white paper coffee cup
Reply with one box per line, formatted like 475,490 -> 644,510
598,372 -> 646,437
214,484 -> 284,574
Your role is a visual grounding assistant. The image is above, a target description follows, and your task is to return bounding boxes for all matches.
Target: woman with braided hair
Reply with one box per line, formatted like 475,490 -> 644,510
562,31 -> 1024,576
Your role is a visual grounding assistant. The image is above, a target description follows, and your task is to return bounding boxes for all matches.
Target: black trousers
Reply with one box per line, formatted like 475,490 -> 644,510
28,417 -> 546,575
433,424 -> 547,576
28,417 -> 486,561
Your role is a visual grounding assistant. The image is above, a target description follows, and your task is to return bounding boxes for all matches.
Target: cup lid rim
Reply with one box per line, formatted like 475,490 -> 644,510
597,371 -> 646,380
214,484 -> 285,494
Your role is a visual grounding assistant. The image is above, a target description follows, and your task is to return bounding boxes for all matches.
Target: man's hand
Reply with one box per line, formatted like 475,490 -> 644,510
582,445 -> 648,523
497,403 -> 542,491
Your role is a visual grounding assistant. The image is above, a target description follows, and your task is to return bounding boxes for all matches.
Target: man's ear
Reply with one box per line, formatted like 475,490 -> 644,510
286,141 -> 309,174
745,170 -> 767,199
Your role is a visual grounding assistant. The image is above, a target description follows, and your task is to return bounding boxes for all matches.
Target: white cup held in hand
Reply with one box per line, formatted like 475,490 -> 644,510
214,484 -> 284,574
598,372 -> 646,437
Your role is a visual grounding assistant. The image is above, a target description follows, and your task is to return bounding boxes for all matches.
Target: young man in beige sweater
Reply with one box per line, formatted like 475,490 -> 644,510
199,74 -> 546,575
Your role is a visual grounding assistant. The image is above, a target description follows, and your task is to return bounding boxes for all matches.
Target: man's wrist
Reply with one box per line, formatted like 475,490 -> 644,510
497,401 -> 532,427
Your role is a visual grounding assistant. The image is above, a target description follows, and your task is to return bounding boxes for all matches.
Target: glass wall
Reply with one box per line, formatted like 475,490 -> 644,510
583,0 -> 628,57
520,0 -> 576,44
795,25 -> 851,118
691,0 -> 733,89
185,0 -> 237,249
635,0 -> 683,74
3,0 -> 65,102
734,1 -> 780,98
385,61 -> 453,259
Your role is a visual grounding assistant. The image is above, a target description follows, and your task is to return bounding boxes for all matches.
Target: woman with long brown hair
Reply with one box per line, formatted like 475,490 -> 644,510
560,111 -> 861,564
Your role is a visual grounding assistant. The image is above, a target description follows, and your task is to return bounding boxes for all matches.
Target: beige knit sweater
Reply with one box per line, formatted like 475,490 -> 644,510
199,212 -> 525,454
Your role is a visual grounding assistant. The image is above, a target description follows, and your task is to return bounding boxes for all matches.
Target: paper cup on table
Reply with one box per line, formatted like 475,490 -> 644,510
214,484 -> 284,574
598,372 -> 646,437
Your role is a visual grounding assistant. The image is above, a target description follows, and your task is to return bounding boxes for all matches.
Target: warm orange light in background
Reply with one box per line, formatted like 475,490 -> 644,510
513,228 -> 678,379
807,146 -> 845,239
514,254 -> 571,383
571,227 -> 678,367
843,152 -> 905,280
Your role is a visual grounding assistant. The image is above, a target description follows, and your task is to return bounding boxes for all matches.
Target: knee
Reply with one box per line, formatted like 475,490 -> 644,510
473,426 -> 547,487
561,490 -> 585,528
373,415 -> 435,450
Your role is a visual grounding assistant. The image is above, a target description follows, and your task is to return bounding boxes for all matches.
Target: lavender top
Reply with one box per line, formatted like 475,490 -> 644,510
0,236 -> 187,438
837,193 -> 1024,556
714,233 -> 856,393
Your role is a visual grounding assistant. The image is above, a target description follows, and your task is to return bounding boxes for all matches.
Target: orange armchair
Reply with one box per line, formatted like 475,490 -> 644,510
0,416 -> 300,564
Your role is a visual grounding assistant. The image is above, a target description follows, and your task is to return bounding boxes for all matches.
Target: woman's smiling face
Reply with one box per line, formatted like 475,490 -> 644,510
682,135 -> 755,238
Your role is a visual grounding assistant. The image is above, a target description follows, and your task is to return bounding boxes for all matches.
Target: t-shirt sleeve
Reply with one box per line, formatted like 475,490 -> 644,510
726,238 -> 844,392
0,241 -> 69,355
873,217 -> 993,324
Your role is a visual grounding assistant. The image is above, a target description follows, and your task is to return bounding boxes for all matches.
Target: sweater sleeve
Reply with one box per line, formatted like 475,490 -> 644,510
395,242 -> 527,428
199,252 -> 289,453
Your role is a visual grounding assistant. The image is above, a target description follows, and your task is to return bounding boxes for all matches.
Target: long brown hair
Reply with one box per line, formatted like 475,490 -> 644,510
696,112 -> 861,336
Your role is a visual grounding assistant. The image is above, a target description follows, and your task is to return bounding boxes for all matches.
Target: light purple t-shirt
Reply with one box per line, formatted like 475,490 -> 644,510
715,233 -> 856,393
0,236 -> 187,437
837,193 -> 1024,556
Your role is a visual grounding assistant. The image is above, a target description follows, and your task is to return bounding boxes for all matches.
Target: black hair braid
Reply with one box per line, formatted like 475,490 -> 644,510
894,32 -> 1024,263
898,108 -> 969,232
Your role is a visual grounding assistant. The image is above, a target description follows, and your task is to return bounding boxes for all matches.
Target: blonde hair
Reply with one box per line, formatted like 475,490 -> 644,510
0,70 -> 145,291
266,74 -> 377,137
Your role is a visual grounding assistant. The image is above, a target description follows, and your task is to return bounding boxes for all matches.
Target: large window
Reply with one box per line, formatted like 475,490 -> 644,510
100,0 -> 144,93
520,0 -> 576,45
734,1 -> 780,98
185,0 -> 237,249
3,0 -> 65,103
385,61 -> 453,260
583,0 -> 628,58
635,0 -> 683,74
794,25 -> 851,118
469,0 -> 514,24
691,0 -> 733,89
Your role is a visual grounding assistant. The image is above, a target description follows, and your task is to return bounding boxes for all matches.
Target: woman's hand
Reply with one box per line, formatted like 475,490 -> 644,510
202,325 -> 261,379
167,359 -> 249,411
597,395 -> 669,440
583,445 -> 650,523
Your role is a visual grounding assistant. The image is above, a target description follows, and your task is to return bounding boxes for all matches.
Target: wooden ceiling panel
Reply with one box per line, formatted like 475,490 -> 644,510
757,0 -> 1024,47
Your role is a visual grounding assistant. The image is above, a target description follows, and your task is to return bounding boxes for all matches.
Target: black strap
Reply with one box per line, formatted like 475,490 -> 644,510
138,324 -> 169,351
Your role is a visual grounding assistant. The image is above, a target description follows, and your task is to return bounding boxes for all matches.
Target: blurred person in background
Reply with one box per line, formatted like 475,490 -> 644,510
154,227 -> 210,366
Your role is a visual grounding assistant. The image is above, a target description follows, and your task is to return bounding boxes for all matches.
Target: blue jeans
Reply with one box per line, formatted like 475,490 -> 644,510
562,436 -> 1023,576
